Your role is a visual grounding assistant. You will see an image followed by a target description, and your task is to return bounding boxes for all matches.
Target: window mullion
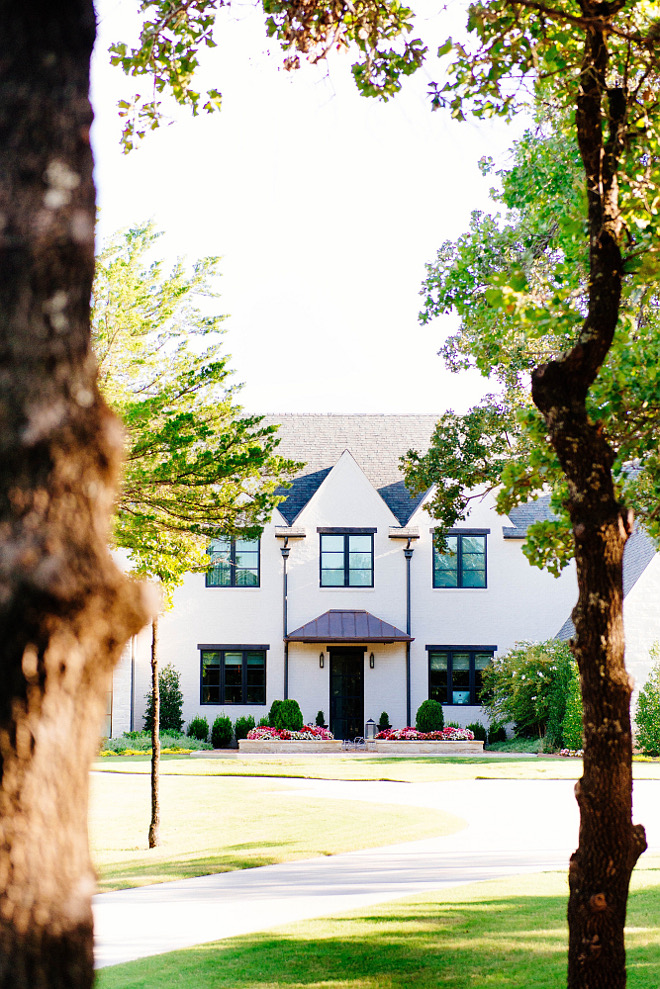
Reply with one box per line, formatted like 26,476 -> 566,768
344,534 -> 349,587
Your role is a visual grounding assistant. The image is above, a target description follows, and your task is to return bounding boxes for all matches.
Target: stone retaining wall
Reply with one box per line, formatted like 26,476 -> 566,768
238,739 -> 344,754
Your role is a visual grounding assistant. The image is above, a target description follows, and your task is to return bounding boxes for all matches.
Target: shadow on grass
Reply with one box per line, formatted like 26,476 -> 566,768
96,887 -> 660,989
96,845 -> 297,892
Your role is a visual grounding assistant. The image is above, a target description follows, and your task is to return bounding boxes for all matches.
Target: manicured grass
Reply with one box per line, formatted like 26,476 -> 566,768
90,772 -> 463,892
95,865 -> 660,989
93,752 -> 660,782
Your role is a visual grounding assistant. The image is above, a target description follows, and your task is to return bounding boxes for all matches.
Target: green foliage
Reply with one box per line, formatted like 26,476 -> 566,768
488,724 -> 507,744
92,224 -> 299,592
315,710 -> 325,727
466,721 -> 487,742
378,711 -> 391,731
635,648 -> 660,756
186,716 -> 209,742
561,666 -> 584,751
257,716 -> 270,728
481,641 -> 574,740
143,664 -> 184,733
268,700 -> 284,728
415,699 -> 444,733
101,730 -> 212,753
234,715 -> 256,742
272,699 -> 304,731
211,715 -> 233,749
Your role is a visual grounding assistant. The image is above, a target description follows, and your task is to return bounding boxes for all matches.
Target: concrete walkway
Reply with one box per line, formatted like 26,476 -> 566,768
93,775 -> 660,969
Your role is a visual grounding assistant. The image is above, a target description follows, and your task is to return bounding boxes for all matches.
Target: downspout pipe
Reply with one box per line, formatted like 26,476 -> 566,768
404,539 -> 414,727
281,538 -> 290,700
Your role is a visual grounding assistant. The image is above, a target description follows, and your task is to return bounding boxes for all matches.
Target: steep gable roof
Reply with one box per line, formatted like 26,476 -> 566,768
264,414 -> 438,525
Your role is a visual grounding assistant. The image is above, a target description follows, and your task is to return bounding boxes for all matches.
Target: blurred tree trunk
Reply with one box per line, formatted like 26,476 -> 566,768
0,2 -> 150,985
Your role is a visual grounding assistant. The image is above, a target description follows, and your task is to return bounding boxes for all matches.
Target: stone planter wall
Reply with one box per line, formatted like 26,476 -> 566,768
238,739 -> 344,754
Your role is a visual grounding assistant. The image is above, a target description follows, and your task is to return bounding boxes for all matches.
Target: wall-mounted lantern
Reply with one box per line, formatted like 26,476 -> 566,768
365,719 -> 377,740
319,652 -> 324,669
369,652 -> 375,669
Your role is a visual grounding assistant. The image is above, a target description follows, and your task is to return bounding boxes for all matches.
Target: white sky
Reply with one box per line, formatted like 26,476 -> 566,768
91,0 -> 522,415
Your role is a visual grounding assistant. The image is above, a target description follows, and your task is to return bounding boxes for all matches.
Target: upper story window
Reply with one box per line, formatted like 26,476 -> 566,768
428,647 -> 494,706
319,529 -> 375,587
206,536 -> 260,587
433,530 -> 488,588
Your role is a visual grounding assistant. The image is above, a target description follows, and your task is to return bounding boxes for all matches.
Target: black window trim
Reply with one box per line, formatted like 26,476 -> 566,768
205,536 -> 261,588
199,644 -> 269,706
431,528 -> 489,589
426,645 -> 496,706
319,530 -> 375,588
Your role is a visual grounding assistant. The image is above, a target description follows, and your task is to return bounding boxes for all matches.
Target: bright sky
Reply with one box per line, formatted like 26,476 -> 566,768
91,0 -> 522,415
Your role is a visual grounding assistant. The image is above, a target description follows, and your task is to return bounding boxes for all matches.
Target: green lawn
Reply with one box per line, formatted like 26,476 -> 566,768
90,772 -> 463,891
95,864 -> 660,989
93,752 -> 660,783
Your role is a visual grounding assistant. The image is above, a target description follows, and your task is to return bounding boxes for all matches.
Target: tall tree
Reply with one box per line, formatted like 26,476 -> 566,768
111,4 -> 660,986
0,3 -> 151,986
92,224 -> 299,847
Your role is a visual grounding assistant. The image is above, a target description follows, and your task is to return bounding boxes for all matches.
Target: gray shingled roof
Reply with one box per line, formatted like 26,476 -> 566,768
555,525 -> 658,640
263,414 -> 438,525
286,609 -> 413,642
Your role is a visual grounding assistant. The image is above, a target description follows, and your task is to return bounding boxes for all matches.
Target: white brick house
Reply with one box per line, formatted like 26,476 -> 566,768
108,415 -> 660,738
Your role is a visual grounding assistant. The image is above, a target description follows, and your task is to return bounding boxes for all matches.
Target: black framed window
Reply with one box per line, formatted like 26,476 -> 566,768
320,532 -> 374,587
428,647 -> 494,705
206,536 -> 260,587
433,531 -> 487,588
200,648 -> 267,705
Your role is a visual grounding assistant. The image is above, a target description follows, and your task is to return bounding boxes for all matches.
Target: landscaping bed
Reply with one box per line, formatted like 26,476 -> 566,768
372,725 -> 483,754
239,725 -> 343,754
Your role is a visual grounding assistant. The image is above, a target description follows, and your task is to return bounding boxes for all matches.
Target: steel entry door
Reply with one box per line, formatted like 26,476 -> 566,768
330,648 -> 364,740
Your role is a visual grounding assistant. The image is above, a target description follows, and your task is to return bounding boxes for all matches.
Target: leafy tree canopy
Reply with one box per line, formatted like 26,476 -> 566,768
404,111 -> 660,574
92,223 -> 300,587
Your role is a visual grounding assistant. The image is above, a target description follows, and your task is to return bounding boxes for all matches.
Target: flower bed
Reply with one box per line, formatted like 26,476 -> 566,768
376,726 -> 475,741
240,724 -> 342,753
246,726 -> 335,741
373,724 -> 483,754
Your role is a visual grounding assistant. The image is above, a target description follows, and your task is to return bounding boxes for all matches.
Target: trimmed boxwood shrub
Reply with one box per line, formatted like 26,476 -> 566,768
211,714 -> 233,748
415,699 -> 444,733
186,716 -> 209,742
378,711 -> 391,732
466,721 -> 487,742
272,698 -> 304,731
268,699 -> 284,727
234,715 -> 256,742
315,710 -> 325,727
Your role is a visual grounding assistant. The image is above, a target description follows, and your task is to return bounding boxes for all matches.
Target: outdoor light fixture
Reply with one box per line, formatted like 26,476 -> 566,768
369,652 -> 375,669
319,652 -> 324,669
365,719 -> 376,740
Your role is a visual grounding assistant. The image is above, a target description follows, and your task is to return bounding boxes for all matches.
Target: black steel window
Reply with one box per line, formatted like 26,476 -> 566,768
433,531 -> 487,588
206,536 -> 260,587
428,648 -> 494,705
200,648 -> 267,705
320,532 -> 374,587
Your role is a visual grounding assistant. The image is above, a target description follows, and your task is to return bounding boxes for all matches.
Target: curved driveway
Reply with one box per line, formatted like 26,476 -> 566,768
94,774 -> 660,969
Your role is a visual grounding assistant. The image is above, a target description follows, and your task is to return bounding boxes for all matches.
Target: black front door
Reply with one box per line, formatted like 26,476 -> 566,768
330,648 -> 364,740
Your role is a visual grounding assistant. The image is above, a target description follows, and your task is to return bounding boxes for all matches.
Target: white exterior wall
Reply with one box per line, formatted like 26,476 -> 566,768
113,448 -> 660,739
623,554 -> 660,718
110,644 -> 133,736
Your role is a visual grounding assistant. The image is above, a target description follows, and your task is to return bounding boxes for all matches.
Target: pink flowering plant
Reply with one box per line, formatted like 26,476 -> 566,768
376,726 -> 475,741
246,725 -> 335,741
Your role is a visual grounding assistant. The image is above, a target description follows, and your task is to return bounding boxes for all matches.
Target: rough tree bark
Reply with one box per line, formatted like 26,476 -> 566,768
149,617 -> 160,848
0,2 -> 151,985
531,11 -> 647,988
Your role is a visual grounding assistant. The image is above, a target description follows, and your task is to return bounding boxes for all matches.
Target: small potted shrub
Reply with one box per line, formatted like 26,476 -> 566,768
378,711 -> 391,733
315,710 -> 326,728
